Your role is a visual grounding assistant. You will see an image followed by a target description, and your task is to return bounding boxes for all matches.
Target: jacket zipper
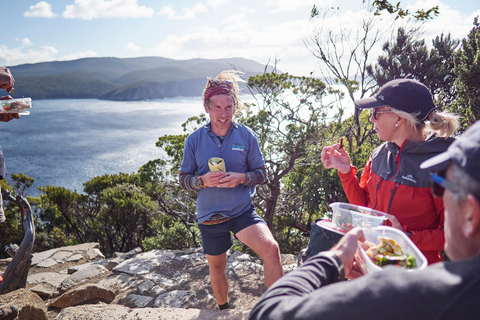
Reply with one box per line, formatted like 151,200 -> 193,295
373,178 -> 384,210
387,182 -> 400,213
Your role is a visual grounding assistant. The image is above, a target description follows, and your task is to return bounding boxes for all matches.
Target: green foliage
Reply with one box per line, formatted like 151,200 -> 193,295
142,216 -> 200,251
368,27 -> 459,107
244,73 -> 334,232
97,183 -> 158,255
370,0 -> 439,20
38,173 -> 159,256
452,17 -> 480,131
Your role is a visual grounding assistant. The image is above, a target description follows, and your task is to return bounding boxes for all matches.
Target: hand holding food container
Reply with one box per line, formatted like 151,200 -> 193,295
208,157 -> 226,173
0,97 -> 32,115
354,226 -> 428,274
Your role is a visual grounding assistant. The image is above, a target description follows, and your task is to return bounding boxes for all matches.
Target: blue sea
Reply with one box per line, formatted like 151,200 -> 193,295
0,97 -> 207,196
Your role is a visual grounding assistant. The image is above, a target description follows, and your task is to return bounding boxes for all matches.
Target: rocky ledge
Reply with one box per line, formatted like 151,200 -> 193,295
0,243 -> 298,319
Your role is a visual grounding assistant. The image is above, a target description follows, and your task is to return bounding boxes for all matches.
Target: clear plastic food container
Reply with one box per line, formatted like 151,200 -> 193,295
0,97 -> 32,113
329,202 -> 388,232
355,226 -> 428,274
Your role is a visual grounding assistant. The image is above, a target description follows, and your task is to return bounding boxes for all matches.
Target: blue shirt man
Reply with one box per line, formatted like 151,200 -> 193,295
179,71 -> 284,310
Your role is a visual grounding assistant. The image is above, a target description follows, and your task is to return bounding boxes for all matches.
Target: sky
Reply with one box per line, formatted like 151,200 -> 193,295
1,0 -> 479,77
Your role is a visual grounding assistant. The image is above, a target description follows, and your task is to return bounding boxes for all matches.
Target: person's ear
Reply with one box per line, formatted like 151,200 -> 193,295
462,194 -> 480,237
204,103 -> 209,113
396,116 -> 406,127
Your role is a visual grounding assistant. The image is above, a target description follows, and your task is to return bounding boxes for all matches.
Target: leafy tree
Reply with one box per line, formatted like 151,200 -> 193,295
368,27 -> 459,107
452,17 -> 480,130
97,183 -> 157,255
243,73 -> 337,232
369,0 -> 439,20
142,216 -> 200,251
38,173 -> 159,256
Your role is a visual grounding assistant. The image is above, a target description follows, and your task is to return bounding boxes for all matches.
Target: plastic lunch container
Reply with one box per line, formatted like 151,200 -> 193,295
0,98 -> 32,113
355,226 -> 428,274
329,202 -> 388,232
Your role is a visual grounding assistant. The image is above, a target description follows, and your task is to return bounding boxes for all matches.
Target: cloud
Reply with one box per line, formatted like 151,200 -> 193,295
265,0 -> 329,14
60,50 -> 98,61
206,0 -> 231,10
157,1 -> 230,20
0,45 -> 59,66
127,42 -> 141,52
21,38 -> 33,47
150,17 -> 316,76
24,1 -> 56,18
63,0 -> 154,20
158,3 -> 207,20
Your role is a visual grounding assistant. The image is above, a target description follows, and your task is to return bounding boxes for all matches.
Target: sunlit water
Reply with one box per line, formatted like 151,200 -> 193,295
1,97 -> 207,196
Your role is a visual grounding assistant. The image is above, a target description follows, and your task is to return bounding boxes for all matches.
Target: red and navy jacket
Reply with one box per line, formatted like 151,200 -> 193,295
339,134 -> 455,264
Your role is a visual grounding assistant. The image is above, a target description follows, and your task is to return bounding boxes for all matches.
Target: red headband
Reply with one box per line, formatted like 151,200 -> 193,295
203,81 -> 234,104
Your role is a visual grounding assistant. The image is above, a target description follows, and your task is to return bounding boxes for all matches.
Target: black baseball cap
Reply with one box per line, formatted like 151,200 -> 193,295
421,120 -> 480,183
355,78 -> 437,122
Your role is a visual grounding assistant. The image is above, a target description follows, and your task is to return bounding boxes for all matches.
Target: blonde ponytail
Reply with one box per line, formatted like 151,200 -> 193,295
425,110 -> 459,137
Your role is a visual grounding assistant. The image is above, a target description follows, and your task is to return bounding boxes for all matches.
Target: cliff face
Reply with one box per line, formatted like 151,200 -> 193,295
9,57 -> 271,101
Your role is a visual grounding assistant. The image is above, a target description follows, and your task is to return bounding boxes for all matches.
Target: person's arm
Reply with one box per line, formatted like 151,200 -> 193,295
338,159 -> 372,207
249,229 -> 363,320
179,172 -> 204,191
248,252 -> 345,320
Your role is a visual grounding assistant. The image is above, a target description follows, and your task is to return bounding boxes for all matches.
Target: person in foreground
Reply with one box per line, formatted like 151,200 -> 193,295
179,71 -> 283,310
0,67 -> 20,224
249,120 -> 480,320
321,78 -> 459,264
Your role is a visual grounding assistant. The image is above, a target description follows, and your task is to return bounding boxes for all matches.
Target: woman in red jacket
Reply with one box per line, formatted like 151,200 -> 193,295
321,78 -> 459,264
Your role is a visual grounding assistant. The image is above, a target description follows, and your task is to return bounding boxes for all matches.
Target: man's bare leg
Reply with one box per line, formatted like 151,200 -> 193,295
206,252 -> 228,307
236,223 -> 284,287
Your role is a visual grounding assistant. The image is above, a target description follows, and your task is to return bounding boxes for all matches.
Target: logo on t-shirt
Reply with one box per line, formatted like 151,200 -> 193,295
232,144 -> 245,152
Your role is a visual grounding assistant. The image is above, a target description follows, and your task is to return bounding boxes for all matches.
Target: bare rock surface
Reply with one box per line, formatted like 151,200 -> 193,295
0,243 -> 298,319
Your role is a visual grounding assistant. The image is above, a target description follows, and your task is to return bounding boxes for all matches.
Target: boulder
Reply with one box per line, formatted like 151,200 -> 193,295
0,288 -> 48,320
49,284 -> 115,309
59,265 -> 109,293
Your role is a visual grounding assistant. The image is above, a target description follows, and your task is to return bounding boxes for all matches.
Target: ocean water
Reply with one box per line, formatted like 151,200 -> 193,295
0,97 -> 206,196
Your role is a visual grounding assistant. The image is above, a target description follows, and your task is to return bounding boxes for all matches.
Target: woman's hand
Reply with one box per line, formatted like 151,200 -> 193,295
321,143 -> 352,174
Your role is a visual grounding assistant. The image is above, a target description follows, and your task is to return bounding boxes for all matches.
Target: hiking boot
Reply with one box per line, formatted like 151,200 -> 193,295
0,305 -> 19,320
0,191 -> 4,223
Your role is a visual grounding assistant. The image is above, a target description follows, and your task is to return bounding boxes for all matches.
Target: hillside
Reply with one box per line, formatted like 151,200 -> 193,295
8,57 -> 271,101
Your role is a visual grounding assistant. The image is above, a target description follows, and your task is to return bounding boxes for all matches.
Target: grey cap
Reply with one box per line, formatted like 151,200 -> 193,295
420,120 -> 480,183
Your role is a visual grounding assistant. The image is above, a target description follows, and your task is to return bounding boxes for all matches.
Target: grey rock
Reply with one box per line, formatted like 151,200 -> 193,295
127,294 -> 153,308
59,265 -> 109,293
154,290 -> 193,308
66,254 -> 83,262
113,250 -> 175,275
37,258 -> 58,268
138,280 -> 155,294
27,272 -> 70,290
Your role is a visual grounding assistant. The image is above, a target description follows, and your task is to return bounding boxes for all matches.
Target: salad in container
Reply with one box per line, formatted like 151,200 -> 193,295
355,226 -> 428,274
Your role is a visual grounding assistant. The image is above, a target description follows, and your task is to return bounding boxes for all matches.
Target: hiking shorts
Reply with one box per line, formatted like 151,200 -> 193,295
198,208 -> 266,256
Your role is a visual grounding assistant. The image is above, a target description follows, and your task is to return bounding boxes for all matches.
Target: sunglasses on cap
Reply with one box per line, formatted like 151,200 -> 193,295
371,107 -> 392,120
430,170 -> 461,198
207,78 -> 233,87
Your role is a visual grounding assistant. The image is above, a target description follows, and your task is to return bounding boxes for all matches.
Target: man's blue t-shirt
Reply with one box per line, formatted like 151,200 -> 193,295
180,122 -> 265,223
